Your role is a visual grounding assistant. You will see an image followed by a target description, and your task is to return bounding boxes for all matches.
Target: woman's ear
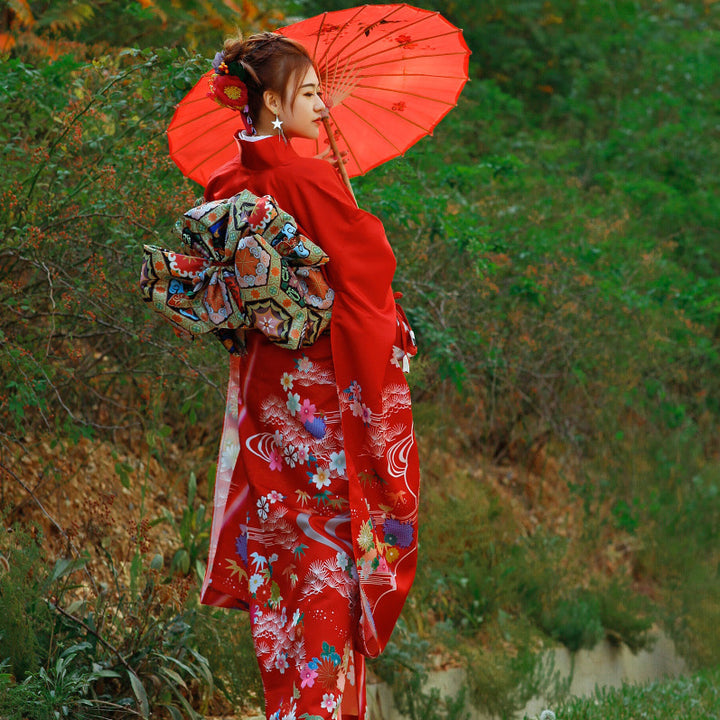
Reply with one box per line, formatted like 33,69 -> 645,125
263,89 -> 282,116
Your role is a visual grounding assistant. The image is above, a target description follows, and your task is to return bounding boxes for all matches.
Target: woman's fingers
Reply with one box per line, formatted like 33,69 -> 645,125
314,148 -> 349,167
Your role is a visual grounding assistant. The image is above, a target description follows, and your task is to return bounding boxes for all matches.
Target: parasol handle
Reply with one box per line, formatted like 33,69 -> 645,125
322,115 -> 357,207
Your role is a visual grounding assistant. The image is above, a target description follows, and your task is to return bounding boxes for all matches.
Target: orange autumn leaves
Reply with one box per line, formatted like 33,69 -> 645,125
0,0 -> 281,58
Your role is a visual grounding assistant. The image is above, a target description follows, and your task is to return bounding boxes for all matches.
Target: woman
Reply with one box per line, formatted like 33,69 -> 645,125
199,32 -> 420,720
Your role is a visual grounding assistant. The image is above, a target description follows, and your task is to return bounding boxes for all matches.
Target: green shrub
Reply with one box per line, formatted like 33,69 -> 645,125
554,665 -> 720,720
0,518 -> 216,718
0,50 -> 227,455
539,591 -> 604,653
0,526 -> 52,681
597,580 -> 654,654
462,626 -> 568,720
634,452 -> 720,666
162,472 -> 212,582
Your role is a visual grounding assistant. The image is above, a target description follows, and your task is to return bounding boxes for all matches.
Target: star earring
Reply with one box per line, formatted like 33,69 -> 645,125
272,114 -> 286,142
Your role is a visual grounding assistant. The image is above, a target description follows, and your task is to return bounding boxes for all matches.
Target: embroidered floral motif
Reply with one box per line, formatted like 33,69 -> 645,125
269,447 -> 283,472
257,496 -> 270,520
383,518 -> 414,548
343,381 -> 369,425
205,340 -> 418,714
275,653 -> 290,674
336,551 -> 352,574
328,451 -> 346,476
249,573 -> 264,593
284,445 -> 299,468
311,467 -> 331,490
357,520 -> 375,552
316,658 -> 340,690
287,392 -> 301,416
296,355 -> 313,373
300,664 -> 318,688
296,444 -> 310,464
320,693 -> 337,712
298,398 -> 316,423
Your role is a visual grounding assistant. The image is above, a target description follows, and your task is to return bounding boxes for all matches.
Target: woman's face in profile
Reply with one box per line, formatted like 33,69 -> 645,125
280,66 -> 326,140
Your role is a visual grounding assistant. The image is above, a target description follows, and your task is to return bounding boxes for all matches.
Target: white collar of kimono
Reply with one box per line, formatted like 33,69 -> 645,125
237,130 -> 273,143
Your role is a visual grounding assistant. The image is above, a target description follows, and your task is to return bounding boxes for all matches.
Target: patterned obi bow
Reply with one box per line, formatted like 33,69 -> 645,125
140,191 -> 334,354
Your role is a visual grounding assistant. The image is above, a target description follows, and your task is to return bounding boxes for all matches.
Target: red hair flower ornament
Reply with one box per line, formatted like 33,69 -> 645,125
208,51 -> 254,134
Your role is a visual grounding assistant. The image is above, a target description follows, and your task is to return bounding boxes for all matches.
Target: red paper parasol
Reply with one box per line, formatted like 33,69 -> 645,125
168,3 -> 470,188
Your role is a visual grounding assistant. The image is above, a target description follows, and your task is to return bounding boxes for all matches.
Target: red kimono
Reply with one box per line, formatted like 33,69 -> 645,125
200,135 -> 419,720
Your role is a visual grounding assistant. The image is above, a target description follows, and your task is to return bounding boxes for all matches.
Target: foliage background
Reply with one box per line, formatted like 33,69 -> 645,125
1,0 -> 719,718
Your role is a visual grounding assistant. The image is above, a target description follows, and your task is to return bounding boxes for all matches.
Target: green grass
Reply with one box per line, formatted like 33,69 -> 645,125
537,666 -> 720,720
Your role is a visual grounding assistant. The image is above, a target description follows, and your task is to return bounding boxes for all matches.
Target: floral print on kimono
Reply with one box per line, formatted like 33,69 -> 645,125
205,336 -> 371,716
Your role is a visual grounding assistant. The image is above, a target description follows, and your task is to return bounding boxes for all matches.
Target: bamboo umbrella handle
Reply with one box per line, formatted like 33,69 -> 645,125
322,115 -> 357,207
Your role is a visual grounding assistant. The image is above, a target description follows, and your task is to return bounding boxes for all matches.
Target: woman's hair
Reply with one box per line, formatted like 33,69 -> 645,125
222,32 -> 315,124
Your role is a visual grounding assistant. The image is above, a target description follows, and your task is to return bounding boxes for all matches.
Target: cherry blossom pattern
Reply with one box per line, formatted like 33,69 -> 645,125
320,693 -> 337,713
298,398 -> 316,423
284,445 -> 299,468
328,451 -> 346,477
257,496 -> 270,520
281,365 -> 326,439
269,446 -> 283,471
275,653 -> 290,674
311,466 -> 331,490
286,392 -> 301,416
296,354 -> 313,373
300,663 -> 318,688
342,380 -> 372,426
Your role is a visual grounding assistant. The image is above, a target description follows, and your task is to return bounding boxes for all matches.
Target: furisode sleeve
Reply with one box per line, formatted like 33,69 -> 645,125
271,159 -> 419,658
